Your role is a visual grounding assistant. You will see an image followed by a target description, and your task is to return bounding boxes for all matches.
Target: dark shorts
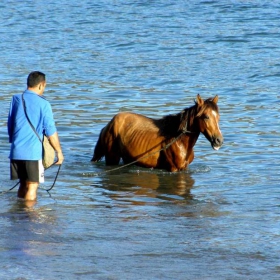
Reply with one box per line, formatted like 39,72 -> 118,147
10,160 -> 44,183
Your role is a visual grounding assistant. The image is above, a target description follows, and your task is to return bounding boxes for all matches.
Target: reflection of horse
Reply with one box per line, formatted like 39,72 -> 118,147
132,171 -> 195,199
96,170 -> 195,202
92,95 -> 223,172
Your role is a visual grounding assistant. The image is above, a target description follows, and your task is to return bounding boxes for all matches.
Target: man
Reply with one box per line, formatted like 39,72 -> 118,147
8,71 -> 64,201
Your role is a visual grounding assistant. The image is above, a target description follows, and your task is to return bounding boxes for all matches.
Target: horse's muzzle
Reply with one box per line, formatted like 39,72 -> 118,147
211,136 -> 223,151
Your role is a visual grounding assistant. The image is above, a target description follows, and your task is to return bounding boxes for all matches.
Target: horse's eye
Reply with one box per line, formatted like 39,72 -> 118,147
204,115 -> 209,120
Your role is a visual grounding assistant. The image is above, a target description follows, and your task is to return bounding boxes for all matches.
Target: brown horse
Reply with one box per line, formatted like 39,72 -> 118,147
91,94 -> 223,172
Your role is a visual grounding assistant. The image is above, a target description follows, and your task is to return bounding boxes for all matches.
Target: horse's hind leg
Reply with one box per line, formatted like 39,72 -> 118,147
92,129 -> 121,165
91,132 -> 105,162
105,152 -> 121,165
104,139 -> 121,165
92,142 -> 120,164
92,116 -> 122,165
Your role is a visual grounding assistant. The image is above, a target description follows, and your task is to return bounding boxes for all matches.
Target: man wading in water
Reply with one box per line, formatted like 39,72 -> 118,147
8,71 -> 64,201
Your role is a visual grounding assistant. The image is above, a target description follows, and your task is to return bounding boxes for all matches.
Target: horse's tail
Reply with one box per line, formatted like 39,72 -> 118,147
91,128 -> 105,162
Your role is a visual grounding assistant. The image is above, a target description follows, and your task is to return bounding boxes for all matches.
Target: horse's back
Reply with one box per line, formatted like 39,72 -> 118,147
115,110 -> 159,134
112,112 -> 156,131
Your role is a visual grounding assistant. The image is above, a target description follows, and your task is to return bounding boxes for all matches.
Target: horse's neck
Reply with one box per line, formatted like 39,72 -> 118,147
179,106 -> 201,149
179,105 -> 199,134
156,105 -> 199,136
181,131 -> 200,148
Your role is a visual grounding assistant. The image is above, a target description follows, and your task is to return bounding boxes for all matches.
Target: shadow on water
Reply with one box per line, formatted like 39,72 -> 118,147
90,164 -> 196,205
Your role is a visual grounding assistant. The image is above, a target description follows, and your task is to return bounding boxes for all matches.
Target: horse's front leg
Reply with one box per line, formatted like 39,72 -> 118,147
186,149 -> 194,165
164,145 -> 189,172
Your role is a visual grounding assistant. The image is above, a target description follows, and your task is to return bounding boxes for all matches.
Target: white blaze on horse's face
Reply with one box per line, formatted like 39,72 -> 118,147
199,108 -> 223,151
211,110 -> 222,150
211,110 -> 222,135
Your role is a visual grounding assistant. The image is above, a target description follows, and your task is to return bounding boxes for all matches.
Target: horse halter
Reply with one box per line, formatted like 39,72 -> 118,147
181,127 -> 193,134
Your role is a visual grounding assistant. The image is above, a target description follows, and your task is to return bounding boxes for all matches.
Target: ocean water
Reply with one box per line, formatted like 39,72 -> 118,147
0,1 -> 279,279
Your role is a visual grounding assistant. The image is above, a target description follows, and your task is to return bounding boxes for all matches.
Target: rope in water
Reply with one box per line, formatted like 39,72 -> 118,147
1,129 -> 191,194
0,162 -> 61,195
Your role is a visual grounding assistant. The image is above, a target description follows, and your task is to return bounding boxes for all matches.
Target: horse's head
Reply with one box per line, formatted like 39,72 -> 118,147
195,94 -> 223,150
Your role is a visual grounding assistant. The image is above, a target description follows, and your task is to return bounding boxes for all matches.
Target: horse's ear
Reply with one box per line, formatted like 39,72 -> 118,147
212,95 -> 219,104
196,94 -> 204,107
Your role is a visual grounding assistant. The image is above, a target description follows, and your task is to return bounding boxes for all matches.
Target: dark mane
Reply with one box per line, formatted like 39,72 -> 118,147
154,104 -> 198,137
154,97 -> 219,137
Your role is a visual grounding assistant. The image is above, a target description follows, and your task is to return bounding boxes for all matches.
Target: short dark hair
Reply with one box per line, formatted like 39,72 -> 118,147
27,71 -> 46,87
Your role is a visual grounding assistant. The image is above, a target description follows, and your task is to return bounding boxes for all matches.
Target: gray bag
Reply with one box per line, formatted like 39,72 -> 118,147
42,135 -> 55,169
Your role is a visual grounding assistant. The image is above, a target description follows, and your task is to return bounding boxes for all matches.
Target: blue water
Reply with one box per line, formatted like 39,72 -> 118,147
0,1 -> 280,279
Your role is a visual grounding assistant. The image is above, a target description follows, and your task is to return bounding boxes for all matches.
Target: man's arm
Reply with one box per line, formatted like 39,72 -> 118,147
48,132 -> 64,164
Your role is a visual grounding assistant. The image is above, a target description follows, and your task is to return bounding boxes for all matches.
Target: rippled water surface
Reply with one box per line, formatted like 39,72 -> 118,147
0,1 -> 280,279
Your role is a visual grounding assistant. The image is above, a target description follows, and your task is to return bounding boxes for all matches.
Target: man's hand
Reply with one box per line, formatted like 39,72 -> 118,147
56,151 -> 64,165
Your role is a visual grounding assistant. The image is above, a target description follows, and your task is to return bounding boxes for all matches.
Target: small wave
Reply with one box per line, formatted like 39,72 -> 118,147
188,164 -> 211,174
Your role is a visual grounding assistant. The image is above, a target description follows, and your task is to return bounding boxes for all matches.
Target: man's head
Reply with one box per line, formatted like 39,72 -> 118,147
27,71 -> 46,95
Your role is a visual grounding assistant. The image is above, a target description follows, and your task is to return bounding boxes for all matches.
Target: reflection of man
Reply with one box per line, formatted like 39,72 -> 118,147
8,71 -> 64,201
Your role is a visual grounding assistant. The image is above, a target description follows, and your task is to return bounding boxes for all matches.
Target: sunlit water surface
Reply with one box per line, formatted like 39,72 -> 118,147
0,1 -> 280,279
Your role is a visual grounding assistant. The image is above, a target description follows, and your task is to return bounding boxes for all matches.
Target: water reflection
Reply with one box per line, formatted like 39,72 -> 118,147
92,167 -> 195,204
3,199 -> 58,258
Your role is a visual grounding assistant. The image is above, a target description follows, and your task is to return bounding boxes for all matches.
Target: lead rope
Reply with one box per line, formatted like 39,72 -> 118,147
0,181 -> 20,195
0,162 -> 61,196
46,163 -> 61,193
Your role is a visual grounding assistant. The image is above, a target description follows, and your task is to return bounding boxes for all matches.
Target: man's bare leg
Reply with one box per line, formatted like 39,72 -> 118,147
18,180 -> 39,201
